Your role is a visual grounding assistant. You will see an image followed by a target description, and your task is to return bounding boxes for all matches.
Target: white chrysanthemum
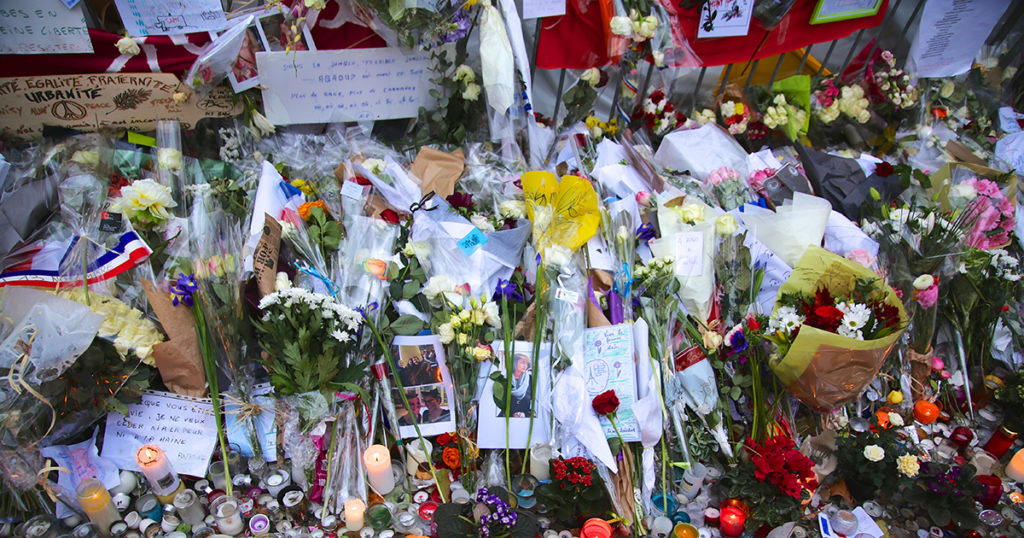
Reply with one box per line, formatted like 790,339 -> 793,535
838,325 -> 864,340
769,306 -> 805,335
110,178 -> 177,223
838,301 -> 871,335
888,412 -> 904,427
275,272 -> 292,292
498,200 -> 526,220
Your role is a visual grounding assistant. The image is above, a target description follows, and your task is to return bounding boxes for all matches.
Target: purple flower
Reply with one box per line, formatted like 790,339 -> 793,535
492,279 -> 523,303
636,222 -> 656,241
727,329 -> 748,353
446,191 -> 474,209
170,273 -> 198,307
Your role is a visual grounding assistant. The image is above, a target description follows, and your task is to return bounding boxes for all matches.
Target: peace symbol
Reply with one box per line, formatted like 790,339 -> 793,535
51,100 -> 87,121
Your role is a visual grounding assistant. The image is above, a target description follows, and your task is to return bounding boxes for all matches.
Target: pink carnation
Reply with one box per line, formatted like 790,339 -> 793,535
914,283 -> 939,309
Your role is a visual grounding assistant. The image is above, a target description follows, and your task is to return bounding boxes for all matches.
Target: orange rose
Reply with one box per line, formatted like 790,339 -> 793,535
442,446 -> 460,470
298,200 -> 328,220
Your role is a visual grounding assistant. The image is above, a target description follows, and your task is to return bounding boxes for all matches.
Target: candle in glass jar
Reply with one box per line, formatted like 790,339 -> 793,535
580,518 -> 612,538
405,440 -> 432,477
719,506 -> 745,537
1006,449 -> 1024,482
172,490 -> 204,526
344,498 -> 366,531
210,496 -> 244,536
135,445 -> 183,504
984,426 -> 1019,459
363,445 -> 395,495
76,479 -> 120,537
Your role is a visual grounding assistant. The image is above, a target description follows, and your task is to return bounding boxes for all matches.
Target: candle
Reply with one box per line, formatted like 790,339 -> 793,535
651,516 -> 673,538
1006,449 -> 1024,482
208,461 -> 228,491
172,490 -> 204,526
984,426 -> 1019,459
405,440 -> 433,477
248,514 -> 270,536
210,496 -> 244,536
580,519 -> 612,538
363,445 -> 396,495
263,469 -> 291,498
913,400 -> 940,425
529,444 -> 552,481
345,498 -> 366,531
703,507 -> 720,526
76,478 -> 120,537
672,523 -> 699,538
719,506 -> 746,537
135,445 -> 183,504
110,471 -> 139,496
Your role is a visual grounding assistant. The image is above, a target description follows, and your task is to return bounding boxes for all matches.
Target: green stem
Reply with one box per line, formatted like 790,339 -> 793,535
502,294 -> 513,487
365,314 -> 448,503
523,266 -> 547,474
321,419 -> 338,520
193,303 -> 232,497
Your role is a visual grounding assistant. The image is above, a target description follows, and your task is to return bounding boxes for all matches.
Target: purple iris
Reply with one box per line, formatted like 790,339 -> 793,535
492,279 -> 523,303
636,222 -> 656,241
170,273 -> 199,307
438,8 -> 471,44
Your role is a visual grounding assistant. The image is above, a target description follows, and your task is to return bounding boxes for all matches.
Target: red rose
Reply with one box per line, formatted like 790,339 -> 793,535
437,433 -> 451,445
875,162 -> 895,177
592,390 -> 620,416
379,209 -> 400,224
353,176 -> 372,186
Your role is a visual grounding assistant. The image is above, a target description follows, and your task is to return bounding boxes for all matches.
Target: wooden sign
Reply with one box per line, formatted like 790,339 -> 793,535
0,73 -> 242,138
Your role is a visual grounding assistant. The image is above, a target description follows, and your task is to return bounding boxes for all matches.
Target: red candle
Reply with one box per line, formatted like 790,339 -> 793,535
720,506 -> 746,537
982,426 -> 1018,459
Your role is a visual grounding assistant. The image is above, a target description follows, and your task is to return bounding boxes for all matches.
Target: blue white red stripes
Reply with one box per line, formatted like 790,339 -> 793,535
0,231 -> 151,288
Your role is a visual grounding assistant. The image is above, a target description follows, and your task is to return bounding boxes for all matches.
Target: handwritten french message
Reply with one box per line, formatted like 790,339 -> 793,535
0,0 -> 93,54
101,390 -> 217,477
256,48 -> 431,125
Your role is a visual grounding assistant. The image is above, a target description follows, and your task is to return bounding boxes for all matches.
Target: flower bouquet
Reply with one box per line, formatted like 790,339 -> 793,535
833,411 -> 919,502
765,246 -> 906,410
724,435 -> 817,529
534,456 -> 612,523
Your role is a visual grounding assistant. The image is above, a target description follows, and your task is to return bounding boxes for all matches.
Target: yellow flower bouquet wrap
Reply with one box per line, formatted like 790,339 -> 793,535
769,246 -> 907,411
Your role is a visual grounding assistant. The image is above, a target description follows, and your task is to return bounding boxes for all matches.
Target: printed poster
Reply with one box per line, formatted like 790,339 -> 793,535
477,341 -> 552,449
390,335 -> 457,439
584,323 -> 640,442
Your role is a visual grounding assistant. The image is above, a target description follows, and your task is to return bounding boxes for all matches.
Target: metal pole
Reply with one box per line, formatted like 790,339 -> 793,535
834,29 -> 866,81
797,44 -> 813,75
690,67 -> 707,109
816,40 -> 839,79
767,53 -> 785,87
529,19 -> 542,80
551,68 -> 567,128
743,59 -> 760,90
717,64 -> 733,95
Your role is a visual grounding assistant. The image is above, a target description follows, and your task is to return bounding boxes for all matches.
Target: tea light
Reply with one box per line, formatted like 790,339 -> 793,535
263,469 -> 291,498
110,471 -> 139,496
210,496 -> 244,536
651,516 -> 673,538
363,445 -> 395,495
76,478 -> 120,537
366,503 -> 393,530
405,440 -> 433,477
703,508 -> 720,526
418,501 -> 438,523
135,445 -> 183,504
450,488 -> 471,503
719,506 -> 745,537
672,523 -> 698,538
248,514 -> 270,536
913,401 -> 940,425
529,444 -> 552,481
345,498 -> 366,531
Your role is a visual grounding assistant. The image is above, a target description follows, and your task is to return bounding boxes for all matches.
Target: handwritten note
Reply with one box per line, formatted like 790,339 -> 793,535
256,48 -> 431,125
457,227 -> 488,257
674,231 -> 704,276
114,0 -> 227,36
522,0 -> 566,19
0,73 -> 241,139
697,0 -> 754,39
584,324 -> 640,442
101,390 -> 217,477
0,0 -> 93,54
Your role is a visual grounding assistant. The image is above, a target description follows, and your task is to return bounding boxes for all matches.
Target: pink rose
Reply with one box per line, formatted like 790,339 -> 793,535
941,370 -> 952,379
635,191 -> 651,207
931,356 -> 944,371
914,283 -> 939,309
845,249 -> 875,268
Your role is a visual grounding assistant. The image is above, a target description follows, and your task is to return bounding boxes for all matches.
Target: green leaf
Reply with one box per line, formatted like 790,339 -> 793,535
390,314 -> 424,335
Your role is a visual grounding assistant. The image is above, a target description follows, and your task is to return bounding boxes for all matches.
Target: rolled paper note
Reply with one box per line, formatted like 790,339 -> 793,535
363,445 -> 395,495
405,440 -> 432,477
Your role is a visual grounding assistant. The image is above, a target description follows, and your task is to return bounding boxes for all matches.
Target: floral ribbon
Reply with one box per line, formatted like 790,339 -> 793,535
6,325 -> 57,439
293,261 -> 339,297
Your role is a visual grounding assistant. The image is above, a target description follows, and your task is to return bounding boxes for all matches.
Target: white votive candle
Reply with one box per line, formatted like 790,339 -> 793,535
363,445 -> 395,495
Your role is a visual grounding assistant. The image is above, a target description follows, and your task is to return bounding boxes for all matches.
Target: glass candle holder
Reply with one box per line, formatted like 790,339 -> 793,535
76,479 -> 119,537
172,490 -> 204,526
511,474 -> 539,509
950,426 -> 975,451
366,504 -> 393,530
208,461 -> 229,491
209,496 -> 244,536
982,425 -> 1018,458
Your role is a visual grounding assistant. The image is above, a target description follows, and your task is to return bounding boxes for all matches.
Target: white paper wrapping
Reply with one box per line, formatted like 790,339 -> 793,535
479,2 -> 514,115
653,124 -> 749,180
738,192 -> 832,268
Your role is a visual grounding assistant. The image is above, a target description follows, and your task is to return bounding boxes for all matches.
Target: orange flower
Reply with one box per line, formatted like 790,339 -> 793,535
298,200 -> 328,220
364,258 -> 387,280
442,446 -> 460,469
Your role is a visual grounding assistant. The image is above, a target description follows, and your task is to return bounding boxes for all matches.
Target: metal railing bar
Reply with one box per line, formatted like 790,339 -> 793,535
529,19 -> 542,81
988,2 -> 1024,46
690,66 -> 707,109
834,28 -> 866,80
551,68 -> 567,127
797,44 -> 813,76
816,40 -> 838,78
717,63 -> 733,94
767,53 -> 785,87
743,59 -> 760,89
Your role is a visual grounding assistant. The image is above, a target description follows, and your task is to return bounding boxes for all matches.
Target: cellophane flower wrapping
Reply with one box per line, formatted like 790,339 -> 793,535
768,246 -> 906,411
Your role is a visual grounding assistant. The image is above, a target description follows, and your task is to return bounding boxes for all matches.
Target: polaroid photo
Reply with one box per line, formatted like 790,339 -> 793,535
254,9 -> 316,53
477,341 -> 551,449
390,335 -> 456,439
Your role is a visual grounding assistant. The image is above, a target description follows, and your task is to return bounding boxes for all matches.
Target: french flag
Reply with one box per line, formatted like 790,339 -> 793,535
0,231 -> 151,288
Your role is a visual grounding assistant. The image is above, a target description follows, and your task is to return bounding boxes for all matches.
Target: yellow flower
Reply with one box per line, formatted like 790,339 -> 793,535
896,454 -> 919,477
585,115 -> 600,129
735,103 -> 745,115
462,0 -> 479,7
290,179 -> 315,196
887,390 -> 903,405
521,171 -> 600,256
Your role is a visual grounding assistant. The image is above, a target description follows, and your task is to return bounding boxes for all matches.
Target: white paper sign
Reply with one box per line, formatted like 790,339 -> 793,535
477,341 -> 551,449
101,390 -> 217,477
256,48 -> 431,125
697,0 -> 755,39
908,0 -> 1010,78
584,324 -> 640,442
114,0 -> 227,36
675,231 -> 704,276
522,0 -> 566,19
0,0 -> 93,54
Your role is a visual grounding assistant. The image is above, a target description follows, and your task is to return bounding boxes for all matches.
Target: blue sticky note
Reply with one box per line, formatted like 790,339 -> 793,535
457,228 -> 488,257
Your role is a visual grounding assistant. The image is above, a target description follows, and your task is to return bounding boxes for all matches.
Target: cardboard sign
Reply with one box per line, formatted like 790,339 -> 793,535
0,73 -> 241,139
114,0 -> 227,36
101,390 -> 217,477
0,0 -> 93,54
256,48 -> 430,125
583,323 -> 640,442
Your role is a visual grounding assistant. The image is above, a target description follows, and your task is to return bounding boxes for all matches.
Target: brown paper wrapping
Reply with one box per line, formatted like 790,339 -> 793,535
907,348 -> 933,402
587,270 -> 612,328
410,146 -> 465,198
253,214 -> 281,298
142,279 -> 207,397
784,340 -> 899,412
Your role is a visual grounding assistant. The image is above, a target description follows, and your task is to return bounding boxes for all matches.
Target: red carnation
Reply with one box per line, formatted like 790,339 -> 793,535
379,208 -> 401,224
875,162 -> 895,177
592,390 -> 620,416
353,176 -> 372,186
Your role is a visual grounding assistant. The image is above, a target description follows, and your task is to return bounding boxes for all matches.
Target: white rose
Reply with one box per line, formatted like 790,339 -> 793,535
634,16 -> 657,38
404,240 -> 432,260
677,202 -> 704,223
71,151 -> 100,166
498,200 -> 526,220
590,125 -> 604,140
610,16 -> 633,36
856,109 -> 871,124
652,50 -> 665,67
951,183 -> 977,201
888,412 -> 904,427
863,445 -> 885,462
423,275 -> 454,302
715,214 -> 738,235
462,82 -> 481,102
362,158 -> 386,175
116,36 -> 140,56
544,245 -> 572,268
157,148 -> 183,171
939,81 -> 955,99
454,64 -> 476,83
580,68 -> 601,87
470,214 -> 495,233
912,274 -> 935,290
275,272 -> 292,292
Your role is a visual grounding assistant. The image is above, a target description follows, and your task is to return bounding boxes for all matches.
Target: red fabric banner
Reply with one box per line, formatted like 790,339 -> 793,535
536,0 -> 889,69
